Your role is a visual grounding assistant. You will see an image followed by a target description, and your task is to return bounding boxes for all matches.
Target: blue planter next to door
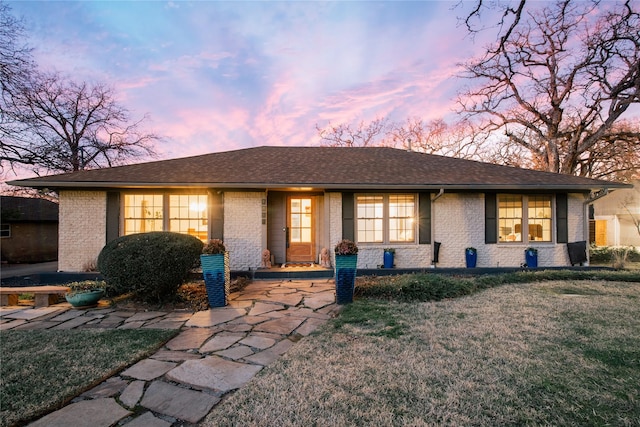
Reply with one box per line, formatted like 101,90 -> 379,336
465,248 -> 477,268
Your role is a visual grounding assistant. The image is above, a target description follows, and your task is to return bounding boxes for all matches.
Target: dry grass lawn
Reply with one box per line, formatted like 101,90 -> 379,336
202,280 -> 640,426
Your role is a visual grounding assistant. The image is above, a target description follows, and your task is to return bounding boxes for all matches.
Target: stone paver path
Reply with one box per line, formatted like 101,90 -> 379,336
0,279 -> 339,426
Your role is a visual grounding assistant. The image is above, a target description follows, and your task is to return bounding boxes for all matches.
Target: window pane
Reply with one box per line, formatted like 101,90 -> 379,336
499,195 -> 523,242
169,195 -> 208,242
123,194 -> 164,236
389,195 -> 415,243
289,198 -> 312,243
356,196 -> 384,243
528,195 -> 552,242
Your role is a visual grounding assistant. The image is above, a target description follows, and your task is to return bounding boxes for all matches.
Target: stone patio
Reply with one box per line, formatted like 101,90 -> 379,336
0,279 -> 340,426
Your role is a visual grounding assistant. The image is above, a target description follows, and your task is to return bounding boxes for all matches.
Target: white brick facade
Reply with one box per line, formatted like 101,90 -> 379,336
223,192 -> 266,271
328,192 -> 587,269
55,189 -> 587,272
58,190 -> 106,271
432,192 -> 587,268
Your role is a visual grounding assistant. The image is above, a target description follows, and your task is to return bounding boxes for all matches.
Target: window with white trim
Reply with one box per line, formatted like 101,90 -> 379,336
169,194 -> 208,241
356,194 -> 416,244
499,194 -> 552,243
123,194 -> 164,235
0,224 -> 10,238
123,193 -> 208,242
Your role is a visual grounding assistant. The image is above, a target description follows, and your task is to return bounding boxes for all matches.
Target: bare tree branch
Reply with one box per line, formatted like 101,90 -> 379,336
458,0 -> 640,180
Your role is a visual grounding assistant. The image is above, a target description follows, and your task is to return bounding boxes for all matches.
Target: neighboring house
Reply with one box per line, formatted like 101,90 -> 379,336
0,196 -> 59,263
591,180 -> 640,247
8,146 -> 631,272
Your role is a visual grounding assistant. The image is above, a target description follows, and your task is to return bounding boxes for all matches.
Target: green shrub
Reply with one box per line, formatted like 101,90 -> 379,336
590,246 -> 640,263
356,269 -> 640,303
97,232 -> 204,302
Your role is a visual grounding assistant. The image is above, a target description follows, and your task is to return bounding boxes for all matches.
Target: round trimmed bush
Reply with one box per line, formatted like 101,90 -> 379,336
97,232 -> 204,302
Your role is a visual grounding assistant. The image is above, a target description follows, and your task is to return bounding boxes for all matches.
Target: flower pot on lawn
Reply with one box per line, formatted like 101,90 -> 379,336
65,290 -> 104,308
64,280 -> 107,309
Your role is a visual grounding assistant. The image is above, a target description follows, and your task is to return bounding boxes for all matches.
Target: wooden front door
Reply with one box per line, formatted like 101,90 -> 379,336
286,196 -> 315,263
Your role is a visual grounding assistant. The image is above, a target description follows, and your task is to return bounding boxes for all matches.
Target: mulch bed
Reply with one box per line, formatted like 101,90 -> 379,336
109,277 -> 251,312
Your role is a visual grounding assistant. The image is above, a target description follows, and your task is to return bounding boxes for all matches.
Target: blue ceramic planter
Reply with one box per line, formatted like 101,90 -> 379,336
65,290 -> 104,308
335,255 -> 357,304
465,249 -> 477,268
525,249 -> 538,268
383,251 -> 394,269
201,253 -> 230,307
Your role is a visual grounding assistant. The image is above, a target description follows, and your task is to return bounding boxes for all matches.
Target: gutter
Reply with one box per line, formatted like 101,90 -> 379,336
431,189 -> 445,267
7,179 -> 631,192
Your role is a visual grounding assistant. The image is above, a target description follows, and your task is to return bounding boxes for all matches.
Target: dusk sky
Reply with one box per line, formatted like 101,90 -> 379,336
8,1 -> 496,162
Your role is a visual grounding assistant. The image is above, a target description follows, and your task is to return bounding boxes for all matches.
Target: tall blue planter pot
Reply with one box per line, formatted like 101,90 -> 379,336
383,251 -> 394,269
525,249 -> 538,268
200,253 -> 230,308
465,250 -> 477,268
335,254 -> 357,304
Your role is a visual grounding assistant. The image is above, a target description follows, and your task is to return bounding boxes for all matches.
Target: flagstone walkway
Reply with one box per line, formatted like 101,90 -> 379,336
0,279 -> 340,426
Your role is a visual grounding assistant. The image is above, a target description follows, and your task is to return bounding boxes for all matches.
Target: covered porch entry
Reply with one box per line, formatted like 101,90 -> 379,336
266,191 -> 329,269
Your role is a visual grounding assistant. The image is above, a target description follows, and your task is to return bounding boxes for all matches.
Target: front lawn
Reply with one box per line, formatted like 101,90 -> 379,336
202,279 -> 640,426
0,328 -> 177,427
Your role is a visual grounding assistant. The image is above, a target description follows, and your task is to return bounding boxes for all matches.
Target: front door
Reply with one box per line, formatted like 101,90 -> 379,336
286,196 -> 315,263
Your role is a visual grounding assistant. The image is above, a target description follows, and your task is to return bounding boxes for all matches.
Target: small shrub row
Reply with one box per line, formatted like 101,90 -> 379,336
355,269 -> 640,302
97,232 -> 203,303
590,246 -> 640,263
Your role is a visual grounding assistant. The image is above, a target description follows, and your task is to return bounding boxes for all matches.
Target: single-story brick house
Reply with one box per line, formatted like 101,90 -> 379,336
8,146 -> 630,272
1,196 -> 59,263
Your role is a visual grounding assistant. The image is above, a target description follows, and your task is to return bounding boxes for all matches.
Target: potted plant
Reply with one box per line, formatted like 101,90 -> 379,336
465,247 -> 477,268
525,247 -> 538,268
200,239 -> 230,307
334,239 -> 358,304
383,248 -> 395,269
65,280 -> 107,308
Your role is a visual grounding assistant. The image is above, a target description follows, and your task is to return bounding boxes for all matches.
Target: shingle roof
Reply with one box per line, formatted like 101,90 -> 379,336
1,196 -> 59,222
8,146 -> 629,191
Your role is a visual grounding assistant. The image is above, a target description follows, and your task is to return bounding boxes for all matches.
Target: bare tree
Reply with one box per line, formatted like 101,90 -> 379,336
1,3 -> 158,176
3,72 -> 158,174
387,117 -> 485,160
316,117 -> 391,147
458,0 -> 640,180
0,2 -> 32,94
1,1 -> 35,173
317,116 -> 485,160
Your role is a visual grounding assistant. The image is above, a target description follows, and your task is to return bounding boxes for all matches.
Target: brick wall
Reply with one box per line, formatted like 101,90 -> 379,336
224,192 -> 265,270
56,190 -> 586,273
434,193 -> 587,268
328,192 -> 587,269
58,191 -> 106,271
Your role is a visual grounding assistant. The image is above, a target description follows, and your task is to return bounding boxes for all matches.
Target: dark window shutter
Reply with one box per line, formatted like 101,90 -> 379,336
209,191 -> 224,240
106,192 -> 120,243
556,193 -> 568,243
342,192 -> 354,241
485,193 -> 497,244
419,192 -> 431,244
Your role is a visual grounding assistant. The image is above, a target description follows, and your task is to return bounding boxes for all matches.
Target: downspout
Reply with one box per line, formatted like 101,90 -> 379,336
582,188 -> 611,264
431,189 -> 445,267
